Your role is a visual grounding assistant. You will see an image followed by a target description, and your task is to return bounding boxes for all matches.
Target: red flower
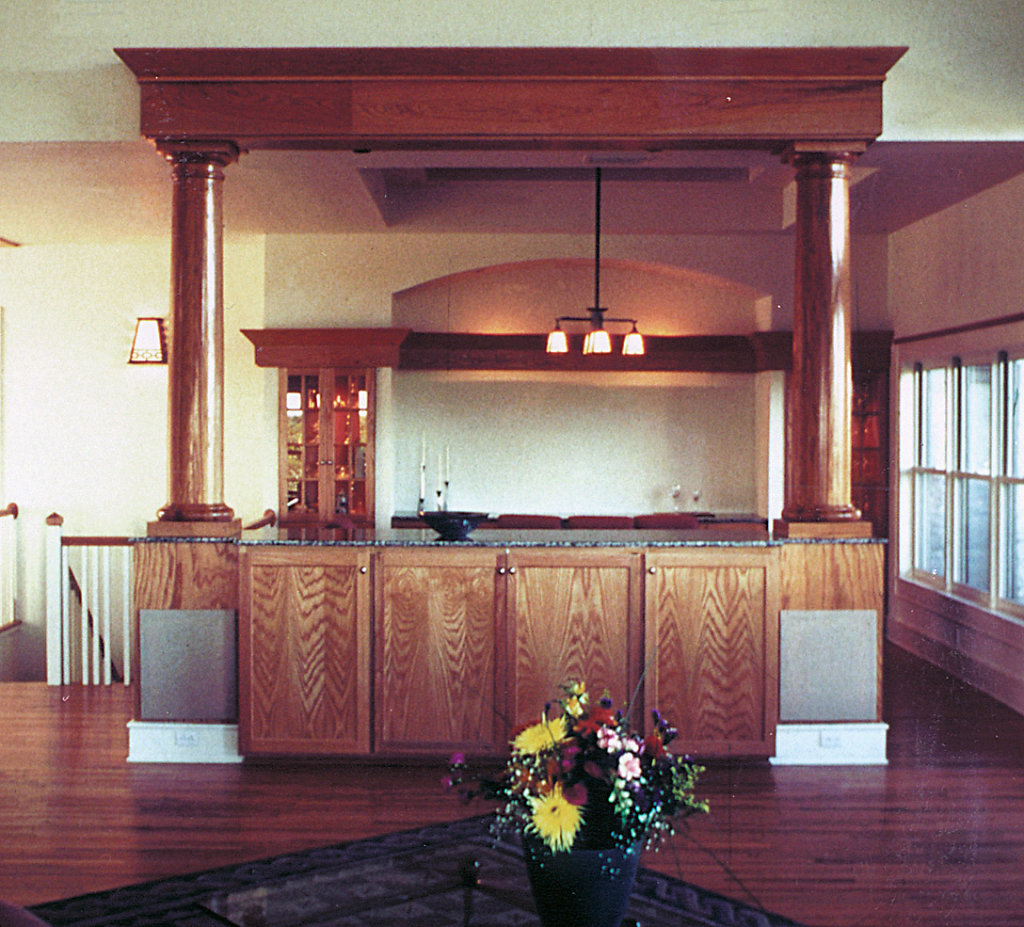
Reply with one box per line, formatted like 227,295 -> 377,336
644,731 -> 666,758
563,782 -> 589,806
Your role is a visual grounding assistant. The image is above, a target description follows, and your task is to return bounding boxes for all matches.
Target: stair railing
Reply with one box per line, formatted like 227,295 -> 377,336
45,513 -> 132,686
0,503 -> 18,633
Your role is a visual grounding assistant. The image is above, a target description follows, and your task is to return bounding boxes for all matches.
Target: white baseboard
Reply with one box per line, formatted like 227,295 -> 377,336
127,721 -> 243,763
770,722 -> 889,766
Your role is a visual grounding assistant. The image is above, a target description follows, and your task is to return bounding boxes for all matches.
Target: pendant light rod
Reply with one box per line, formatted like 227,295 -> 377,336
593,166 -> 601,314
545,165 -> 645,356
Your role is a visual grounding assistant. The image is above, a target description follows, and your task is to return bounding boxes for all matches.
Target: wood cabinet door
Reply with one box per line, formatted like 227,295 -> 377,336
644,548 -> 779,758
238,547 -> 371,755
376,548 -> 504,755
506,549 -> 643,731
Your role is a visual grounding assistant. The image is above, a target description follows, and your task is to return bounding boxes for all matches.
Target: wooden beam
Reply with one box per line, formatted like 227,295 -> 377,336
115,47 -> 906,151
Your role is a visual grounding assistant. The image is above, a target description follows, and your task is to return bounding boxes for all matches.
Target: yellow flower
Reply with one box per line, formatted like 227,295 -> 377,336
528,783 -> 583,852
513,715 -> 569,755
563,681 -> 588,718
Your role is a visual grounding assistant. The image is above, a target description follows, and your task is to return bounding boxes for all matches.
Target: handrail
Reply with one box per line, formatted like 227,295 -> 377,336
45,513 -> 132,686
0,502 -> 17,519
244,508 -> 277,531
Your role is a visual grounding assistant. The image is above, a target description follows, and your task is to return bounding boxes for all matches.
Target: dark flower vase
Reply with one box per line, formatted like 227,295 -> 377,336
522,835 -> 640,927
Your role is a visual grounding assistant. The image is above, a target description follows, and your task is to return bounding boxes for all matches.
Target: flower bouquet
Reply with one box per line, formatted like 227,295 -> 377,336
446,680 -> 708,855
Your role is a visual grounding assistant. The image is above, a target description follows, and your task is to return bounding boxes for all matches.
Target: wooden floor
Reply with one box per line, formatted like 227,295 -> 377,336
2,643 -> 1024,927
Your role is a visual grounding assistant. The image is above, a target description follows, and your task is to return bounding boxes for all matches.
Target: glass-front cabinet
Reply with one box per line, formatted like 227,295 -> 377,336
280,368 -> 374,533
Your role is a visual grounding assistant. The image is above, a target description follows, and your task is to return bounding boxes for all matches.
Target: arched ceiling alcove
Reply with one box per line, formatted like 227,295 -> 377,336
392,258 -> 771,336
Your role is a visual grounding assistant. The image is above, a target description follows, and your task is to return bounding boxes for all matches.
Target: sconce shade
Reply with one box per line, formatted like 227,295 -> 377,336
582,327 -> 612,355
545,324 -> 569,354
129,318 -> 167,364
622,324 -> 645,356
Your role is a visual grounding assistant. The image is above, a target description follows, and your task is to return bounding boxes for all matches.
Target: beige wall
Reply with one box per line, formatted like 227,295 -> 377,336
2,1 -> 1024,679
3,1 -> 1024,143
891,172 -> 1024,340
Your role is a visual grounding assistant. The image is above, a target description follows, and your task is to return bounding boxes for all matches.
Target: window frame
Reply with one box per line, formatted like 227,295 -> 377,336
902,350 -> 1024,621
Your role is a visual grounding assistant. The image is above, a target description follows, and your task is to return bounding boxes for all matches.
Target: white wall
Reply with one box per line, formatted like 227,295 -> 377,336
391,371 -> 758,517
0,235 -> 269,679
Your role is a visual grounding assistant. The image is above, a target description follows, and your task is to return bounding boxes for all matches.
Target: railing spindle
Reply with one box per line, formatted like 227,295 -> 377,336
122,547 -> 131,686
61,544 -> 71,685
100,547 -> 111,686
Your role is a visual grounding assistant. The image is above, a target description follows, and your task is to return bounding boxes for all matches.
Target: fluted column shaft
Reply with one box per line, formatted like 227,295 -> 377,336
781,148 -> 862,525
156,142 -> 238,523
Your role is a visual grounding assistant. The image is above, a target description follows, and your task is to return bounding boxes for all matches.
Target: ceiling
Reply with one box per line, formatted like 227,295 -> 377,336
2,140 -> 1024,247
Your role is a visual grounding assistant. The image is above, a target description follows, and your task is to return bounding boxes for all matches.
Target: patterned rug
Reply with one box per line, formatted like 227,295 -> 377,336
29,816 -> 808,927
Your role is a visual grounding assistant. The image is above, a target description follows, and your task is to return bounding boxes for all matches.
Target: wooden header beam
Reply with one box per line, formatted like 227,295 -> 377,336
115,46 -> 906,151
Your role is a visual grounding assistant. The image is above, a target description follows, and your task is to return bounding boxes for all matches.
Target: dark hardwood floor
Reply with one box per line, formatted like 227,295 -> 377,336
2,643 -> 1023,927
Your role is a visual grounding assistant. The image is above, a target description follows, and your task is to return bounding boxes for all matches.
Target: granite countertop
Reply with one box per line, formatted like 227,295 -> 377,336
224,526 -> 885,548
134,521 -> 886,548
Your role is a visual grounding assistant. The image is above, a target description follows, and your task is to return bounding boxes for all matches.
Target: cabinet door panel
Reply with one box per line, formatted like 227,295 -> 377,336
645,550 -> 778,758
508,551 -> 641,729
239,549 -> 370,755
377,550 -> 502,753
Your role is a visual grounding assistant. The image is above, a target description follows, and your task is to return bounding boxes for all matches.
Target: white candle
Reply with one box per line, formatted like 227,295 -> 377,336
445,443 -> 451,483
418,434 -> 427,505
437,451 -> 443,494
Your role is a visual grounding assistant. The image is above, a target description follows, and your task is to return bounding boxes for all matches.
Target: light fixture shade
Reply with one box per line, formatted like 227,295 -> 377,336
582,327 -> 612,355
546,325 -> 569,354
622,325 -> 645,356
129,318 -> 167,364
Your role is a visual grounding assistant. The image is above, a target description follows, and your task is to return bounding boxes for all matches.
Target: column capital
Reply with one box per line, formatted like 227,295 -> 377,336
156,140 -> 240,169
780,141 -> 867,169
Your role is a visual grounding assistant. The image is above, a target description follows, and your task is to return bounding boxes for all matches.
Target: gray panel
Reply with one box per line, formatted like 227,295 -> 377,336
139,609 -> 238,722
779,609 -> 877,722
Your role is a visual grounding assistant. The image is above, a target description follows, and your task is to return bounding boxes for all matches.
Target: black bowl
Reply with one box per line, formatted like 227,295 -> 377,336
421,510 -> 489,541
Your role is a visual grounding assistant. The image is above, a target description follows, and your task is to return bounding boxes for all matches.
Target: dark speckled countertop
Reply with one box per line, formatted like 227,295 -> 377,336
136,526 -> 885,547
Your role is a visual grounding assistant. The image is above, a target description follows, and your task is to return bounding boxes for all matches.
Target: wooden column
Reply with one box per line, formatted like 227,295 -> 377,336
150,142 -> 240,535
777,146 -> 870,538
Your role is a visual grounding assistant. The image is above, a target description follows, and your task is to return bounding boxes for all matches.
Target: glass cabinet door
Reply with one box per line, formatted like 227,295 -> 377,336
281,368 -> 375,528
328,372 -> 371,519
284,372 -> 322,517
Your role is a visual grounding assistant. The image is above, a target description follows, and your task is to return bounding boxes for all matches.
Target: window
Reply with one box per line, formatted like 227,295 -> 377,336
912,364 -> 947,581
904,353 -> 1024,615
1004,357 -> 1024,606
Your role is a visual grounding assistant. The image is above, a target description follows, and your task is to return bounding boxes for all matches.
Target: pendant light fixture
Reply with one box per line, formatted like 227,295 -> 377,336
546,168 -> 645,356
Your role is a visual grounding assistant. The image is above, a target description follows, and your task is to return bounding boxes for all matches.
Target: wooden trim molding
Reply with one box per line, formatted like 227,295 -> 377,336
893,312 -> 1024,346
114,46 -> 906,151
241,328 -> 891,374
242,328 -> 411,368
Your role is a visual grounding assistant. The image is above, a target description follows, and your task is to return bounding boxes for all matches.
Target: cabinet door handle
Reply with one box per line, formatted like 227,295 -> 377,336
648,566 -> 657,574
508,567 -> 517,574
497,567 -> 506,575
319,459 -> 334,466
359,566 -> 368,574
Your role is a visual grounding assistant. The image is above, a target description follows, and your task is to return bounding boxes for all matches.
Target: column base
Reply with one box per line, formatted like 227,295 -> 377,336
147,518 -> 242,538
157,501 -> 236,522
773,519 -> 874,539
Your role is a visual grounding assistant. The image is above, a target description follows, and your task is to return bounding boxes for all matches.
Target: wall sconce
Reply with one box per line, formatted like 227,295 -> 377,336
128,318 -> 167,364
